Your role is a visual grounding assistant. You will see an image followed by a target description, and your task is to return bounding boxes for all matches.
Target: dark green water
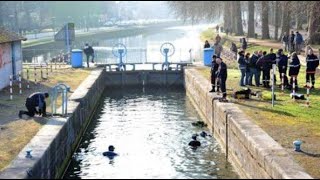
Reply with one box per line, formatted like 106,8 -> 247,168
63,86 -> 239,179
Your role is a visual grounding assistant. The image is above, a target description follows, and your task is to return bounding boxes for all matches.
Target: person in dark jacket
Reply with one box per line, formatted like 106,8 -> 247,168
83,43 -> 95,68
216,57 -> 228,100
209,55 -> 219,92
238,50 -> 246,86
288,52 -> 301,91
204,40 -> 211,48
245,53 -> 252,86
103,145 -> 118,159
249,51 -> 260,86
277,49 -> 289,87
256,51 -> 270,88
241,38 -> 247,51
304,48 -> 319,89
230,42 -> 238,60
294,31 -> 304,54
289,31 -> 295,53
189,134 -> 201,148
281,32 -> 289,52
19,92 -> 49,118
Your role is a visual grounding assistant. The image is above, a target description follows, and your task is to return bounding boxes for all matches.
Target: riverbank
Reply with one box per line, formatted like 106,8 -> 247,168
0,65 -> 92,171
200,27 -> 320,178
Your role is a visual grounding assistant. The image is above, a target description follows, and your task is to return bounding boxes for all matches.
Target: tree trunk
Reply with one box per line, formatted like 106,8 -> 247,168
230,2 -> 236,34
223,2 -> 232,32
234,1 -> 244,36
261,1 -> 270,39
274,1 -> 280,40
280,1 -> 291,40
296,13 -> 303,30
247,1 -> 255,38
307,2 -> 320,44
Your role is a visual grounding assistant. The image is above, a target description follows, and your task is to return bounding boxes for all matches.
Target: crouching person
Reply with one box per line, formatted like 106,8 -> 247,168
216,57 -> 228,101
19,92 -> 49,118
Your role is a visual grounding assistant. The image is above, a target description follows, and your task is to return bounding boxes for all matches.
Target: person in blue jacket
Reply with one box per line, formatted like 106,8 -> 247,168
19,92 -> 49,118
294,31 -> 304,54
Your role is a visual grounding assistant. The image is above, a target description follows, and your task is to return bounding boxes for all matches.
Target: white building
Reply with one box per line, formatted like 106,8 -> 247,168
0,28 -> 26,90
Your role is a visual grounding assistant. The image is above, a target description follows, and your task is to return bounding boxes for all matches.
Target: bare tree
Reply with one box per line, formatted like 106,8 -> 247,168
261,1 -> 270,39
234,1 -> 244,36
274,1 -> 280,40
307,2 -> 320,44
280,1 -> 291,40
247,1 -> 255,37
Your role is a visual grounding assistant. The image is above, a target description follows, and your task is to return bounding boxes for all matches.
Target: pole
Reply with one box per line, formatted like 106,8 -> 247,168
19,71 -> 22,95
34,66 -> 37,84
272,64 -> 275,107
27,68 -> 30,89
10,75 -> 13,100
46,65 -> 49,78
292,76 -> 296,95
66,23 -> 71,55
40,64 -> 43,79
306,82 -> 310,107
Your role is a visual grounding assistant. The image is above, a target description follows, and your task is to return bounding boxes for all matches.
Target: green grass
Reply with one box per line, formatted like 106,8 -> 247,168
198,28 -> 320,178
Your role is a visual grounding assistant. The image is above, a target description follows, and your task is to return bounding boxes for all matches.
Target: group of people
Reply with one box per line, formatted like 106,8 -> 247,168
237,47 -> 319,91
281,31 -> 304,54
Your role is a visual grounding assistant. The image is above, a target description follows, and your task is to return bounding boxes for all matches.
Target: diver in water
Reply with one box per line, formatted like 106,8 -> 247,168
188,134 -> 201,148
103,145 -> 118,159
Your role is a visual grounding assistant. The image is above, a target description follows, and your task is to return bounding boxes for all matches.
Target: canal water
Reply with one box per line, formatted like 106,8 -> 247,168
23,23 -> 211,67
63,86 -> 239,179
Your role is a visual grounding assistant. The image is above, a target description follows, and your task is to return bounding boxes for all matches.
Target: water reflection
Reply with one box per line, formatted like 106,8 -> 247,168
23,24 -> 210,65
63,87 -> 238,179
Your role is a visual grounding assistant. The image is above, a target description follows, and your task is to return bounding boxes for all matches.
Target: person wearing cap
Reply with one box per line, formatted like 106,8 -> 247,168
305,48 -> 319,89
19,92 -> 49,118
103,145 -> 118,158
209,54 -> 219,92
188,134 -> 201,148
216,57 -> 228,100
238,50 -> 246,86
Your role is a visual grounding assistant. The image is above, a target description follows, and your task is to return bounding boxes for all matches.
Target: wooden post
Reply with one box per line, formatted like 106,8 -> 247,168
306,82 -> 310,107
40,64 -> 43,79
27,68 -> 30,89
34,66 -> 37,84
46,65 -> 49,78
19,71 -> 22,94
9,75 -> 13,100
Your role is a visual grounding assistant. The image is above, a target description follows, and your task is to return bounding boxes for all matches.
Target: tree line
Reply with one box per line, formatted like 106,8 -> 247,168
168,1 -> 320,44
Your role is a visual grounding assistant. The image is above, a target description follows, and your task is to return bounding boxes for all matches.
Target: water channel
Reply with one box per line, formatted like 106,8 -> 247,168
63,86 -> 239,179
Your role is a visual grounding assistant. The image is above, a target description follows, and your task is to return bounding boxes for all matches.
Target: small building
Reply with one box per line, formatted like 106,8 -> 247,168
0,28 -> 27,90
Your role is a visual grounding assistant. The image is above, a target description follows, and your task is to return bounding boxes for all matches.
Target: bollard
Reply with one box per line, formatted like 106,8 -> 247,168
293,140 -> 302,152
27,68 -> 30,89
306,82 -> 310,107
19,71 -> 22,94
50,63 -> 53,72
34,66 -> 37,84
9,75 -> 13,100
55,58 -> 57,70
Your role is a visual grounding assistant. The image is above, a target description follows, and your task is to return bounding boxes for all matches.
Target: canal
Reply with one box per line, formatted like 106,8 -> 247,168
23,23 -> 210,66
63,86 -> 239,179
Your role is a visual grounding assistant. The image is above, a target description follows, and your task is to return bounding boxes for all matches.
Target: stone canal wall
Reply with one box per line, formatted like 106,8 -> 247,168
0,69 -> 105,179
184,68 -> 312,179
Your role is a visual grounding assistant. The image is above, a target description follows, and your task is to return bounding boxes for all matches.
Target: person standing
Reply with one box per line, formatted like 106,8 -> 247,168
238,50 -> 247,86
209,55 -> 219,92
215,34 -> 222,44
216,57 -> 228,100
294,31 -> 304,54
249,51 -> 260,86
281,32 -> 289,52
305,48 -> 319,89
204,40 -> 211,48
288,52 -> 301,91
212,42 -> 223,57
83,43 -> 95,68
277,49 -> 289,88
230,42 -> 238,60
241,38 -> 248,51
289,31 -> 295,53
245,53 -> 252,86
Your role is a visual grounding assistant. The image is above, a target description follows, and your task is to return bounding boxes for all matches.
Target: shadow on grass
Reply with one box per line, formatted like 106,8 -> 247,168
233,100 -> 295,117
300,150 -> 320,158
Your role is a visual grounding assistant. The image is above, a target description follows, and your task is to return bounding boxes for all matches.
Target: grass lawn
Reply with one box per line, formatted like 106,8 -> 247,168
198,28 -> 320,178
0,65 -> 92,171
